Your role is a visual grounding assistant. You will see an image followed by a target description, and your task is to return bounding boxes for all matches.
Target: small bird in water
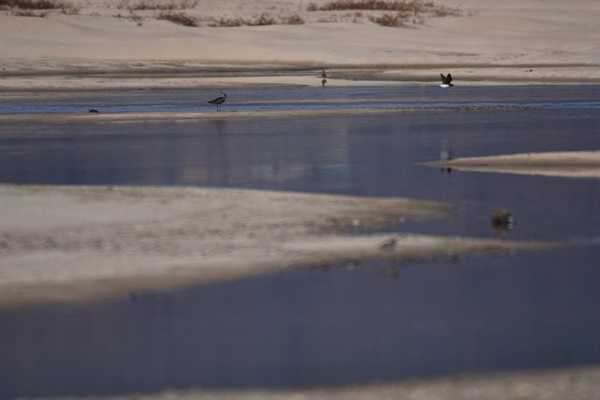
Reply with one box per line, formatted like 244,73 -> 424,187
208,90 -> 227,111
491,209 -> 514,233
439,73 -> 454,88
321,78 -> 327,88
321,69 -> 327,78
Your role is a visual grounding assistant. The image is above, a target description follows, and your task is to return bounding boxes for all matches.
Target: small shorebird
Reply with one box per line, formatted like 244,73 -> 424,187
439,73 -> 454,88
321,69 -> 327,78
379,237 -> 397,252
208,90 -> 227,111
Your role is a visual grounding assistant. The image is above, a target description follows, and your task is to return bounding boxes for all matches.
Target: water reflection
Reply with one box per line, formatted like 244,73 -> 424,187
209,119 -> 228,135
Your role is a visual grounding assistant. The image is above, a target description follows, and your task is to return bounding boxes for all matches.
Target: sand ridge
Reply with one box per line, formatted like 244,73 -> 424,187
0,105 -> 532,125
422,151 -> 600,179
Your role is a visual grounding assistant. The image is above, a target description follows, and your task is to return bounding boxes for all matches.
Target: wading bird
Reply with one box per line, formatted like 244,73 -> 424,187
208,90 -> 227,111
439,73 -> 454,88
321,69 -> 327,78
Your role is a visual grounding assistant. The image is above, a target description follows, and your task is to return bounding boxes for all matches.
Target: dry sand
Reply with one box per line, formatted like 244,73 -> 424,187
1,0 -> 599,90
423,151 -> 600,179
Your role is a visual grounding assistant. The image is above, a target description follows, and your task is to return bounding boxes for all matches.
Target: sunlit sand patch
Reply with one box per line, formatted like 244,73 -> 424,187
422,151 -> 600,179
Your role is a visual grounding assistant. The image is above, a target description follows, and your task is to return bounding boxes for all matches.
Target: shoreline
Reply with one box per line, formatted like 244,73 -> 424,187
1,64 -> 599,91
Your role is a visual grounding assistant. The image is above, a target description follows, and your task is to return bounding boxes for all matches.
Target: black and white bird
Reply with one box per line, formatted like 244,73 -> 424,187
208,90 -> 227,111
439,73 -> 454,88
491,209 -> 514,233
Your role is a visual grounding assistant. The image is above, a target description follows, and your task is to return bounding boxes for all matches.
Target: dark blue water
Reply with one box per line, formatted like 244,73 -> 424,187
0,85 -> 599,399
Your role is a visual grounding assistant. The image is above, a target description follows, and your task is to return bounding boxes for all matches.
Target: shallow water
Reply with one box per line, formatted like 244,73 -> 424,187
1,85 -> 599,114
0,85 -> 599,398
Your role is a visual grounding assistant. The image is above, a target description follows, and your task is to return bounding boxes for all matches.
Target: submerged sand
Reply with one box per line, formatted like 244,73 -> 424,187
423,151 -> 600,179
0,105 -> 531,124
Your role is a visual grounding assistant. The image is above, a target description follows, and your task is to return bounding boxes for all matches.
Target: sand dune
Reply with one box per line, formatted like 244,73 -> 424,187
1,0 -> 599,89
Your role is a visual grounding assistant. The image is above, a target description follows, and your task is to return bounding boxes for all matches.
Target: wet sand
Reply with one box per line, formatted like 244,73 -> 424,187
0,105 -> 530,124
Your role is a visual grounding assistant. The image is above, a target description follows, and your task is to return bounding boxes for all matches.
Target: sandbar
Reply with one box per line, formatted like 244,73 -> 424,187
22,366 -> 600,400
0,105 -> 530,125
422,151 -> 600,179
0,184 -> 560,309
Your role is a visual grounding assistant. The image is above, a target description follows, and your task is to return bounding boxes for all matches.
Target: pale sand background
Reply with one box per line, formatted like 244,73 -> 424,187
0,105 -> 529,123
1,0 -> 599,89
1,1 -> 599,398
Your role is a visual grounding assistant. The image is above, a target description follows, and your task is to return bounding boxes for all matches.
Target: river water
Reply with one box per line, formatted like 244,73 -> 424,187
0,85 -> 599,398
